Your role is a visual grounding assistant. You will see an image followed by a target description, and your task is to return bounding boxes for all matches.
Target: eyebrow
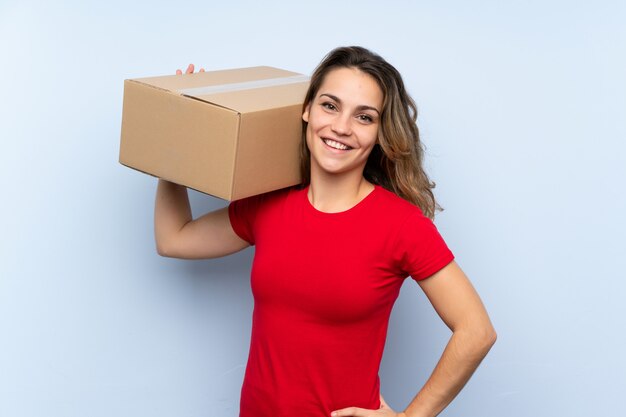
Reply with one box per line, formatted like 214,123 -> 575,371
319,93 -> 381,115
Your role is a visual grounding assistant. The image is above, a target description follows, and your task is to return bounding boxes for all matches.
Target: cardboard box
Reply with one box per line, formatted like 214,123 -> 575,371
120,66 -> 309,200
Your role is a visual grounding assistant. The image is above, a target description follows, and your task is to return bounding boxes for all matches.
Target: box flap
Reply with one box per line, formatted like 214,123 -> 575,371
131,66 -> 310,114
132,66 -> 301,94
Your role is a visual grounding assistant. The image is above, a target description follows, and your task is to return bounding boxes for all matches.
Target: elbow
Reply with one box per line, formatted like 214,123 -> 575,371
156,243 -> 171,258
156,239 -> 178,258
484,326 -> 497,350
477,324 -> 497,354
458,322 -> 497,356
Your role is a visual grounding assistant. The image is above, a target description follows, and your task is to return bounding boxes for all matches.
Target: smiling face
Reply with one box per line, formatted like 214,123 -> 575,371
302,67 -> 383,179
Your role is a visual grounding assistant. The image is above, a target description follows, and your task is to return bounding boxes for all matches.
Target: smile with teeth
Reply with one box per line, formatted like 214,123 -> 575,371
322,138 -> 352,150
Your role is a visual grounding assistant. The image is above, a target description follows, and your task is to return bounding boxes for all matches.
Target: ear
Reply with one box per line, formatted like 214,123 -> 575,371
302,103 -> 311,123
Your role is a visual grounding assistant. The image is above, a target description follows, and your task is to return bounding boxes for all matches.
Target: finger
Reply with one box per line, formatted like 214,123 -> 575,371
176,69 -> 182,75
186,63 -> 194,74
331,407 -> 370,416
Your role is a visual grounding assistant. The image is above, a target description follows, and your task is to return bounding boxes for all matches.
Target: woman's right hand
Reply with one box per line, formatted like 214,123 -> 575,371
176,63 -> 205,75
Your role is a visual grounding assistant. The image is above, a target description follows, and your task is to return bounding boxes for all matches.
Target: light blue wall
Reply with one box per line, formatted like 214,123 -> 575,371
1,1 -> 624,416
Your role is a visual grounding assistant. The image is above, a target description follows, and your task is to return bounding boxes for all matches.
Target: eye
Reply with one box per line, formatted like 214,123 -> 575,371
321,101 -> 338,111
357,114 -> 374,123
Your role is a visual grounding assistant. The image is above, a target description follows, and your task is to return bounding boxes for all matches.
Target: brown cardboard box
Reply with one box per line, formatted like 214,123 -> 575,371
119,66 -> 309,200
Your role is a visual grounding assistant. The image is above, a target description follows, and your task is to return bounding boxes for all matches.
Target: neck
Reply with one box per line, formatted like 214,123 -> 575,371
307,165 -> 374,213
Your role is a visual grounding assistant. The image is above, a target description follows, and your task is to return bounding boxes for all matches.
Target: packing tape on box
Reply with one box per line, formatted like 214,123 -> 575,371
179,74 -> 310,97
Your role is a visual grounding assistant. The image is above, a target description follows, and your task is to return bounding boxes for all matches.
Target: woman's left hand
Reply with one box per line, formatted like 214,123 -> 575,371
331,395 -> 406,417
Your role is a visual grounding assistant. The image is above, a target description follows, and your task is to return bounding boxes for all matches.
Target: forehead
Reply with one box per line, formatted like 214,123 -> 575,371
317,67 -> 383,109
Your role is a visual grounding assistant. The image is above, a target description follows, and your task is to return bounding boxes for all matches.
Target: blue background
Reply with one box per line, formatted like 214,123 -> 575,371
1,1 -> 625,416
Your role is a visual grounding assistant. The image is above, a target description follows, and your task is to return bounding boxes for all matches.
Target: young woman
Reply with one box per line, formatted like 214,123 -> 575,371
156,46 -> 496,417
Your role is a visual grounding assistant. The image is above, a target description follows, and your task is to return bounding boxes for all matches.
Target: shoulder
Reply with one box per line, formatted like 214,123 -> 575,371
373,188 -> 454,280
233,185 -> 299,205
228,185 -> 302,245
372,185 -> 428,224
362,185 -> 440,250
371,185 -> 446,248
229,185 -> 301,218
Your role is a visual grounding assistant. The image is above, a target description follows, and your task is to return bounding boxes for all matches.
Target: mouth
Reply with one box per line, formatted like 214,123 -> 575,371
322,138 -> 352,151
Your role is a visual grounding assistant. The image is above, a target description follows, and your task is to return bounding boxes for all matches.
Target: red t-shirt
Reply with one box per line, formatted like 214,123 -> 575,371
228,185 -> 454,417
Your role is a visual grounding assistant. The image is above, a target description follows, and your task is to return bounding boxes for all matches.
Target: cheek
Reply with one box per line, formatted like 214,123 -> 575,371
307,105 -> 336,129
358,127 -> 379,149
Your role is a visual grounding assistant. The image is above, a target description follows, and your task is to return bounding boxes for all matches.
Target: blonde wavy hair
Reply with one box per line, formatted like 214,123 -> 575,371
300,46 -> 441,219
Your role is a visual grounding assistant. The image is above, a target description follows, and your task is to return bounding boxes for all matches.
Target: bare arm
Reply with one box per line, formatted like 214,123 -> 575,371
401,261 -> 497,417
154,179 -> 249,259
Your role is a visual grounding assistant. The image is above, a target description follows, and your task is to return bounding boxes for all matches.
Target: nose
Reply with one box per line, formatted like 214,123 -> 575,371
331,113 -> 352,136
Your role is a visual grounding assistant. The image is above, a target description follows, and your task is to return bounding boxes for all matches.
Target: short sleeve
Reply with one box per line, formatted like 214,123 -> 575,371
394,212 -> 455,281
228,194 -> 266,245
